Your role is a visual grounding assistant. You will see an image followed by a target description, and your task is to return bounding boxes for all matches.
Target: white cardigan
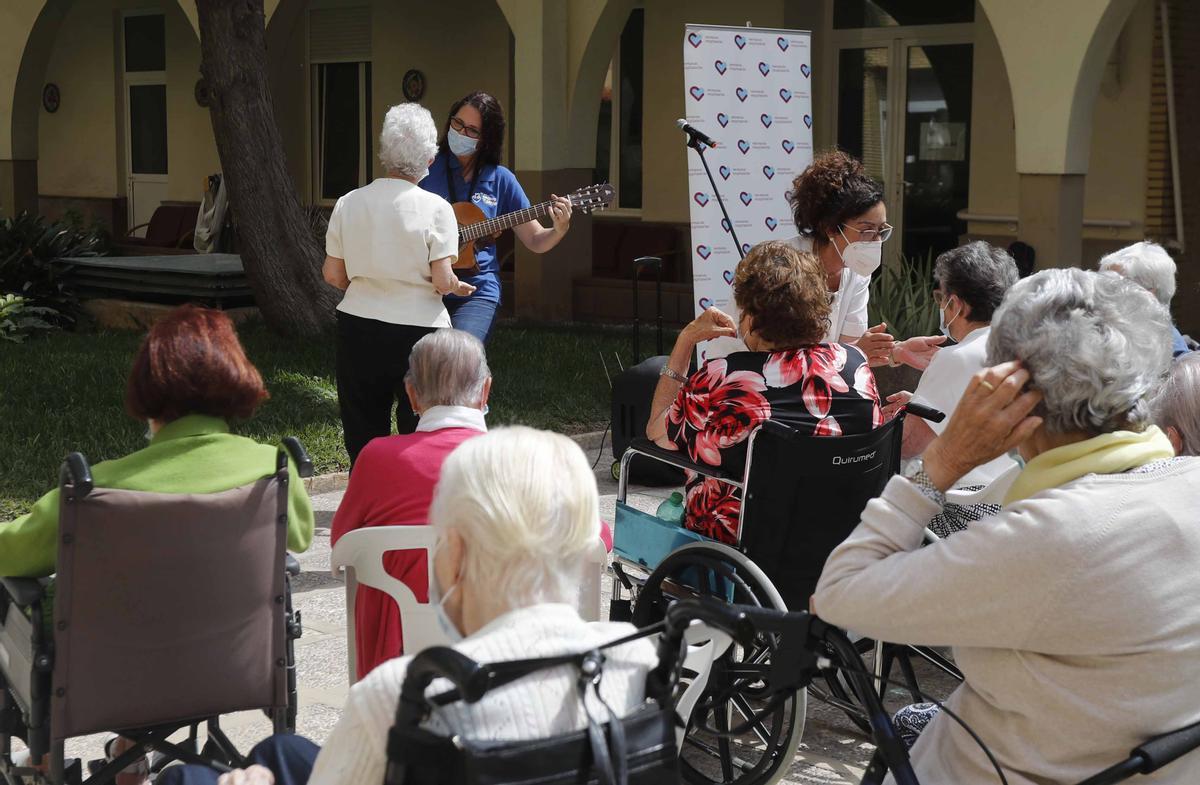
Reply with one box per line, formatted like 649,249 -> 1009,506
814,457 -> 1200,785
307,604 -> 659,785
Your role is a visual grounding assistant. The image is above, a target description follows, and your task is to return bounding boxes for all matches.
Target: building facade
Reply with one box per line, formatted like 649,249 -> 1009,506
2,0 -> 1196,331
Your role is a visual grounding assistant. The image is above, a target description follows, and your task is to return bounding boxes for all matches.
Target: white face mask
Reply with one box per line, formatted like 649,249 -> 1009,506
447,127 -> 479,157
834,227 -> 883,277
939,298 -> 962,338
428,538 -> 464,643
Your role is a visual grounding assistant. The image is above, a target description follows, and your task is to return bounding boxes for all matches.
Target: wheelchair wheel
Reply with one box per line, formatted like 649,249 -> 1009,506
611,460 -> 621,482
632,542 -> 804,785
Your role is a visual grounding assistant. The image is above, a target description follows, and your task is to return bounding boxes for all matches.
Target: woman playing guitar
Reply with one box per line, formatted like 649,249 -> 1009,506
419,91 -> 572,343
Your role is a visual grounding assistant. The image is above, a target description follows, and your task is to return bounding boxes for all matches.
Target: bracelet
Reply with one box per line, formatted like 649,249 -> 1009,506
659,365 -> 689,384
904,459 -> 946,506
887,345 -> 900,367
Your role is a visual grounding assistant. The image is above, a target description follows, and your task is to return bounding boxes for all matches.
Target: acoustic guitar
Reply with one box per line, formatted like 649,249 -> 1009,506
451,183 -> 615,271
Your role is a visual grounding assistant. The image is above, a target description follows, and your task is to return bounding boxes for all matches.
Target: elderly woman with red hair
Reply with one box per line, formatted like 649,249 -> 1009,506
0,303 -> 314,580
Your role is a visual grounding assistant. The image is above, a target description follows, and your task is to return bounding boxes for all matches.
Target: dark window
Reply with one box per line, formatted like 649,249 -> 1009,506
834,0 -> 974,29
129,84 -> 168,174
617,9 -> 644,209
316,62 -> 369,201
124,15 -> 166,72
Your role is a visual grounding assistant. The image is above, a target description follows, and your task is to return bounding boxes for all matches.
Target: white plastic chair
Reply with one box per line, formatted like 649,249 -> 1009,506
331,525 -> 609,684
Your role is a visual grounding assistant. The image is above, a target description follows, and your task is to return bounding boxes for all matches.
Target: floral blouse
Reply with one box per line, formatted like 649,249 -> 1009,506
667,344 -> 883,544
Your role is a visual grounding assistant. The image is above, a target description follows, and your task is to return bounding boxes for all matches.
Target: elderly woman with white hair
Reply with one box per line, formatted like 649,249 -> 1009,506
1154,353 -> 1200,456
160,427 -> 657,785
813,268 -> 1200,784
323,102 -> 476,466
1099,240 -> 1192,357
332,328 -> 491,679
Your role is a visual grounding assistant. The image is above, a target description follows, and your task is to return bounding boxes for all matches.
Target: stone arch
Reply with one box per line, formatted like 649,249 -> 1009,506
564,0 -> 636,170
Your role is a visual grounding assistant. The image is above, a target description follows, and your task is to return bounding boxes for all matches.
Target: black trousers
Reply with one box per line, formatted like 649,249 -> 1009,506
336,311 -> 436,467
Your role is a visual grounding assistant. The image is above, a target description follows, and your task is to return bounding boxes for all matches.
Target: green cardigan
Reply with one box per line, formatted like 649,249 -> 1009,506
0,415 -> 315,578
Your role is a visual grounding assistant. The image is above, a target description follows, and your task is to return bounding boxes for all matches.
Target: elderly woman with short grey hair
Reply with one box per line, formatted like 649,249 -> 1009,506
1100,240 -> 1192,357
323,102 -> 476,465
331,329 -> 491,679
814,268 -> 1200,785
1153,353 -> 1200,456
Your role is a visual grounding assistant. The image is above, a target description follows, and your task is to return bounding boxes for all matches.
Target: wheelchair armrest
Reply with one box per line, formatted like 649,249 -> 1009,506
1,576 -> 45,609
626,439 -> 741,482
285,553 -> 301,577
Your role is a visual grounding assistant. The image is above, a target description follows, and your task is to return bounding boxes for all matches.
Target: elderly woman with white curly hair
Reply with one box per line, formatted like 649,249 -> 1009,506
1099,240 -> 1193,357
323,102 -> 476,466
813,268 -> 1200,785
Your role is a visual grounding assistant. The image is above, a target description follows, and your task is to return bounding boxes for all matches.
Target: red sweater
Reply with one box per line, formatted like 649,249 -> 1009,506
331,427 -> 483,679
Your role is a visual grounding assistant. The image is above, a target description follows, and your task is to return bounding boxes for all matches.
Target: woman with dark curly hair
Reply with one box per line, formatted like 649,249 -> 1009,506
646,241 -> 883,543
419,91 -> 573,343
788,150 -> 942,369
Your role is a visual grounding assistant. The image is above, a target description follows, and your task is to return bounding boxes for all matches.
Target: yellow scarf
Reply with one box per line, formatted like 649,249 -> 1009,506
1003,426 -> 1175,505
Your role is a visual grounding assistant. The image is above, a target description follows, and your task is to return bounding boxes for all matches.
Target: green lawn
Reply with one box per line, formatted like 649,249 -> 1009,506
0,320 -> 650,519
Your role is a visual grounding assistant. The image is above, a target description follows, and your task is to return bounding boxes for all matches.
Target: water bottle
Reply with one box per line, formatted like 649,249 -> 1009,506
656,491 -> 685,525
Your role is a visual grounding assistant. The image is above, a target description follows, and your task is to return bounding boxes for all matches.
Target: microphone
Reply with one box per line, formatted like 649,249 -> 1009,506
677,119 -> 717,148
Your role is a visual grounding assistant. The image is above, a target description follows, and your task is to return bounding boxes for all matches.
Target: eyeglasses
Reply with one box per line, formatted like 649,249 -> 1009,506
450,116 -> 483,140
842,222 -> 894,243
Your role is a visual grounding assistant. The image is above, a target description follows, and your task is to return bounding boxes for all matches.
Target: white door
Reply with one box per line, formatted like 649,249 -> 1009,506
122,12 -> 169,235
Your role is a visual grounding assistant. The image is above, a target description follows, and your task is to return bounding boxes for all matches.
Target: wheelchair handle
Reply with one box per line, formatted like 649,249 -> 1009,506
396,647 -> 491,725
904,401 -> 945,423
281,437 -> 314,478
60,452 -> 94,499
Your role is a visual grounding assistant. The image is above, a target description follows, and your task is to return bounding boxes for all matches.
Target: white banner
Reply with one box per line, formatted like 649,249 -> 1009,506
683,24 -> 814,361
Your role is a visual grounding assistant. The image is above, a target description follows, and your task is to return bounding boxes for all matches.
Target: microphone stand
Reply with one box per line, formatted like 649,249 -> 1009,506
686,135 -> 746,261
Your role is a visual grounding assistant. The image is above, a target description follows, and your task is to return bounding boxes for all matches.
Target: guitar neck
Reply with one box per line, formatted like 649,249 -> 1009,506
460,200 -> 555,243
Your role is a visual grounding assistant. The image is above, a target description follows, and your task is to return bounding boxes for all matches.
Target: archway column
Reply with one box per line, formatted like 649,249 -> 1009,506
496,0 -> 632,321
979,0 -> 1138,267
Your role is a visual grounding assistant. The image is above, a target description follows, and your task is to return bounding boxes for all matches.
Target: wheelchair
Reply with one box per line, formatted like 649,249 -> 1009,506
386,597 -> 1200,785
608,403 -> 957,784
0,440 -> 311,785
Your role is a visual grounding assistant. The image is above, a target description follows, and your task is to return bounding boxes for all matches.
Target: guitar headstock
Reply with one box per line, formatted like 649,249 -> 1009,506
568,183 -> 616,214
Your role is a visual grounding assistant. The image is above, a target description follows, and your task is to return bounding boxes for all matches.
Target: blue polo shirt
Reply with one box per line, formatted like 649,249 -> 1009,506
420,150 -> 530,304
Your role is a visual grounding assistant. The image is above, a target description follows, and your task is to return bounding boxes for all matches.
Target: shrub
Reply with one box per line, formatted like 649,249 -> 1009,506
0,211 -> 110,323
867,248 -> 939,341
0,293 -> 58,343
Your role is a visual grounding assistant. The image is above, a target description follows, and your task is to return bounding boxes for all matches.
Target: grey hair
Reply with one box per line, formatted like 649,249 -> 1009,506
1098,241 -> 1176,306
378,103 -> 438,178
987,268 -> 1172,436
934,241 -> 1019,324
404,329 -> 490,407
1152,353 -> 1200,456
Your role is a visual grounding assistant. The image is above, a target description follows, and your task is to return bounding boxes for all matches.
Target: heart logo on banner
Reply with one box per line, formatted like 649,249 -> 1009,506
723,270 -> 735,284
719,165 -> 732,179
735,87 -> 749,102
714,60 -> 727,75
693,192 -> 710,207
762,165 -> 775,179
716,112 -> 729,127
720,218 -> 731,233
765,216 -> 778,231
740,192 -> 753,206
742,242 -> 752,255
800,63 -> 812,78
781,139 -> 795,154
696,246 -> 712,260
689,86 -> 705,101
734,34 -> 747,49
803,114 -> 813,128
758,62 -> 771,77
688,32 -> 703,48
777,37 -> 789,51
779,88 -> 792,103
699,297 -> 714,309
737,139 -> 750,154
760,114 -> 773,128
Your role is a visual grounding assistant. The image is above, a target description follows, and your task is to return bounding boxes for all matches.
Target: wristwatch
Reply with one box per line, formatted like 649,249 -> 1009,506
904,458 -> 946,505
659,364 -> 689,384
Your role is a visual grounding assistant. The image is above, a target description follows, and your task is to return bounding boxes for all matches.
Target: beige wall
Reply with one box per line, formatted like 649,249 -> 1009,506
968,0 -> 1155,248
269,0 -> 512,201
36,0 -> 216,202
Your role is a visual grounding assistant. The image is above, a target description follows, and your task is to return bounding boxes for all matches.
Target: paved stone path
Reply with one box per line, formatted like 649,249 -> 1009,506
15,436 -> 957,784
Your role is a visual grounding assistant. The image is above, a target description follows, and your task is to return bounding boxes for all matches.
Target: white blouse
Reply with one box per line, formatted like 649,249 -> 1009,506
326,178 -> 459,328
306,604 -> 659,785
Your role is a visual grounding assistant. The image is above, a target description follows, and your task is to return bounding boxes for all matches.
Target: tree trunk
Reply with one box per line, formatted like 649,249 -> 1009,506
196,0 -> 339,335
